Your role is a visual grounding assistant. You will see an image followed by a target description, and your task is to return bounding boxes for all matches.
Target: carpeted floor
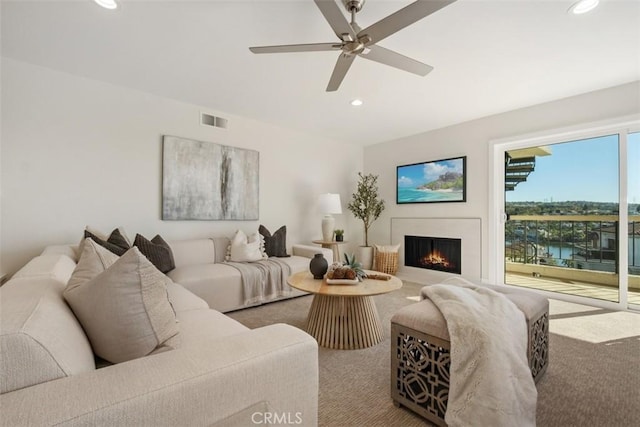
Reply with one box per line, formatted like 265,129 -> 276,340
227,282 -> 640,427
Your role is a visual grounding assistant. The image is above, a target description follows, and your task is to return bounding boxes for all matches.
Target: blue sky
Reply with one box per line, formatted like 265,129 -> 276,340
398,158 -> 464,188
507,133 -> 640,204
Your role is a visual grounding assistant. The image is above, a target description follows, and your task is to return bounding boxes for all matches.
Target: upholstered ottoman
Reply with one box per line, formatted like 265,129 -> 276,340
390,285 -> 549,426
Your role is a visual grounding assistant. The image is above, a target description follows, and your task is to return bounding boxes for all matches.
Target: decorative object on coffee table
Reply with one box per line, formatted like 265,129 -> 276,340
334,229 -> 344,242
318,193 -> 342,242
325,253 -> 365,283
312,239 -> 347,264
347,172 -> 385,269
309,253 -> 328,279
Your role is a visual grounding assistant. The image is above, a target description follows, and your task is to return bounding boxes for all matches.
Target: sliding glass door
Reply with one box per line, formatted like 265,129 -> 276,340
504,135 -> 622,303
492,120 -> 639,310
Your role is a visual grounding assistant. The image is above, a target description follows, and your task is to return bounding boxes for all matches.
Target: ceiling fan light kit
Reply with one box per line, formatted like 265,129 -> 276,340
249,0 -> 456,92
569,0 -> 600,15
94,0 -> 117,10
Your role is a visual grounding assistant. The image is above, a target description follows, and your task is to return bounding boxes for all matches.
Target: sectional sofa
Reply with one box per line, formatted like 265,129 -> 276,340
0,237 -> 329,426
165,237 -> 333,312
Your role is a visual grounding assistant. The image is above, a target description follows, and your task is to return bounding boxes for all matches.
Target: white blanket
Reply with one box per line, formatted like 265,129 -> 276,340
423,284 -> 537,427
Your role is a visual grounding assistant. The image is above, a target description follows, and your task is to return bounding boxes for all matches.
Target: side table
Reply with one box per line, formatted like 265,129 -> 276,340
311,240 -> 347,264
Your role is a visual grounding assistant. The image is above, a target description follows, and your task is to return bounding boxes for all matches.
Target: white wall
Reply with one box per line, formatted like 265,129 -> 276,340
364,81 -> 640,281
1,58 -> 362,275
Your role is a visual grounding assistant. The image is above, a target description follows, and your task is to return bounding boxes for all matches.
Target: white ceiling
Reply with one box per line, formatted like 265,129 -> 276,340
2,0 -> 639,145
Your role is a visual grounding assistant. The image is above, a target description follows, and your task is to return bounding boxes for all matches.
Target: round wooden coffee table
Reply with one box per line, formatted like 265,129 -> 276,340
287,271 -> 402,350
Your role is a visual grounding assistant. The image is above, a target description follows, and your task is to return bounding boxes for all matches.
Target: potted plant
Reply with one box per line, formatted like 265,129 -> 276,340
347,172 -> 385,269
334,229 -> 344,242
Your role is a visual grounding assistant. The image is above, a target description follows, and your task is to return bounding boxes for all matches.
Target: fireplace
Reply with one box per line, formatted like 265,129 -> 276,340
404,235 -> 461,274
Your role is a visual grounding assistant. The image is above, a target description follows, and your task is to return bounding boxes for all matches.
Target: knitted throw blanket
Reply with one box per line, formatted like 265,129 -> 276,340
225,258 -> 292,305
423,284 -> 537,427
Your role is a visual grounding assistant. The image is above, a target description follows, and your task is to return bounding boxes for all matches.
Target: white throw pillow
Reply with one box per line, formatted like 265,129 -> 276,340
228,230 -> 267,262
63,247 -> 180,364
375,243 -> 401,253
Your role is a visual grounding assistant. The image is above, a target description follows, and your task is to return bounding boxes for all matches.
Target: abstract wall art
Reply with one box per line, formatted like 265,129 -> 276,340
162,135 -> 259,220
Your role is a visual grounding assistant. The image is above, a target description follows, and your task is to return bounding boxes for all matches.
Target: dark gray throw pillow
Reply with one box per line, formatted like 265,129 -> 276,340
259,225 -> 290,257
133,233 -> 176,273
84,228 -> 130,256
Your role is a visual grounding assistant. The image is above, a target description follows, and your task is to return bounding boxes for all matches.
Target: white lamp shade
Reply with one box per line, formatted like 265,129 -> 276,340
318,193 -> 342,214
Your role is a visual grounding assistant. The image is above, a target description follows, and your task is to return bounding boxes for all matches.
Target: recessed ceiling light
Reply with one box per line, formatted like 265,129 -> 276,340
94,0 -> 118,10
350,99 -> 363,107
568,0 -> 599,15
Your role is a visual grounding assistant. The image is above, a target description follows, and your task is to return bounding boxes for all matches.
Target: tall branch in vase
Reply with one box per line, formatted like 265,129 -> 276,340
347,173 -> 385,247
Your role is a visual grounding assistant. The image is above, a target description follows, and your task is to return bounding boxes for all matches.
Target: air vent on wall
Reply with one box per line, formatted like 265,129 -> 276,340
201,112 -> 228,129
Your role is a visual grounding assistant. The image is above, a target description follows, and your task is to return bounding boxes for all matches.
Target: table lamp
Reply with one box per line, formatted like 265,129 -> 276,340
318,193 -> 342,242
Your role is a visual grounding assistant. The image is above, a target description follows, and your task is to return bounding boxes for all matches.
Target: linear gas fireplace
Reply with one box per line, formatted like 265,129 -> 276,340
405,235 -> 462,275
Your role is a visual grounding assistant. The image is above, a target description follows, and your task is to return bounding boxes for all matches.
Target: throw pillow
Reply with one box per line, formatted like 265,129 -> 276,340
67,238 -> 120,291
227,230 -> 267,262
259,225 -> 290,257
133,234 -> 176,273
63,247 -> 180,364
84,225 -> 131,243
83,228 -> 131,256
375,243 -> 401,253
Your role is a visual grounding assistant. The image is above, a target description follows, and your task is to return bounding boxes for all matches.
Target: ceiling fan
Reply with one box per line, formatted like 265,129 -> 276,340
249,0 -> 456,92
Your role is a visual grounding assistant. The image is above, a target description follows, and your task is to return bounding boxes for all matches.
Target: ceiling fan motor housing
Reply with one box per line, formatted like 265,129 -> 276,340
343,0 -> 365,13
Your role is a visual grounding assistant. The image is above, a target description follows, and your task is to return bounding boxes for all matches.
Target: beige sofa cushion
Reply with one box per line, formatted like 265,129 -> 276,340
1,278 -> 96,394
169,238 -> 216,268
176,308 -> 249,347
11,254 -> 77,284
42,244 -> 80,262
166,281 -> 209,312
64,247 -> 180,364
212,237 -> 231,263
167,263 -> 243,312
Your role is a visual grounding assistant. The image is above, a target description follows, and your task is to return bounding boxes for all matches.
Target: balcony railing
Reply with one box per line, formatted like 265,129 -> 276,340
506,215 -> 640,275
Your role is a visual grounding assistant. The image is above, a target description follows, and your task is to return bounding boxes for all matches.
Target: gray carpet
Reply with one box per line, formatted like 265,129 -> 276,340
228,282 -> 640,426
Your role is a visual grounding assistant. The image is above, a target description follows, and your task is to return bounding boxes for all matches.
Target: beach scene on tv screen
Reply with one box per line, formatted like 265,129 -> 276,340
397,158 -> 464,203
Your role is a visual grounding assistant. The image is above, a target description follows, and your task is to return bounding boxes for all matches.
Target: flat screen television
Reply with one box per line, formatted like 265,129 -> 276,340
396,156 -> 466,204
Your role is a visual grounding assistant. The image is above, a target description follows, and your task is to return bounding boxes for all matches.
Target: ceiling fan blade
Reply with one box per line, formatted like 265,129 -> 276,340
358,0 -> 456,46
360,45 -> 433,76
326,53 -> 356,92
249,43 -> 341,54
314,0 -> 356,41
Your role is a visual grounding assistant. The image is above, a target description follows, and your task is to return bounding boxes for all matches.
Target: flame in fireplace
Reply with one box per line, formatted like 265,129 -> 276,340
422,250 -> 452,268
